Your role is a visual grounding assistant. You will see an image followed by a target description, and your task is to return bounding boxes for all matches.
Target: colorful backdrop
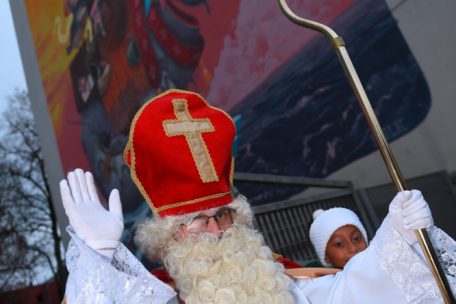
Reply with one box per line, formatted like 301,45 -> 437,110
23,0 -> 430,260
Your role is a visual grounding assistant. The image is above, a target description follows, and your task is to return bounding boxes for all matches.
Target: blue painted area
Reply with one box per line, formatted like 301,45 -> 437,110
145,0 -> 152,16
231,0 -> 431,204
232,114 -> 242,157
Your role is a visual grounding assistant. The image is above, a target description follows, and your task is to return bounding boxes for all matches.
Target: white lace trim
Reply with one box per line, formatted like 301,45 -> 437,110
428,226 -> 456,295
374,217 -> 455,303
65,227 -> 177,304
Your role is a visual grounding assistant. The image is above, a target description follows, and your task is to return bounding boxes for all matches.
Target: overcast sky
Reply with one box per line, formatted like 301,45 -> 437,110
0,0 -> 27,112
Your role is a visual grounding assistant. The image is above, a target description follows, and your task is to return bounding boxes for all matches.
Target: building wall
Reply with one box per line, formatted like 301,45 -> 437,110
328,0 -> 456,188
11,0 -> 456,247
0,281 -> 59,304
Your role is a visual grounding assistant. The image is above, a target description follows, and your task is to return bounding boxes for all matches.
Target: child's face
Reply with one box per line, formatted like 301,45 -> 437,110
325,225 -> 368,269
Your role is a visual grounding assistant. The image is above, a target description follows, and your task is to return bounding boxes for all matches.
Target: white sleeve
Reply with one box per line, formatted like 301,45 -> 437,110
65,227 -> 177,304
294,217 -> 451,304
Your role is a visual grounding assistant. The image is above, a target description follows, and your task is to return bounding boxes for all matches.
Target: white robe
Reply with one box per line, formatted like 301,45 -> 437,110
64,217 -> 456,304
291,216 -> 456,303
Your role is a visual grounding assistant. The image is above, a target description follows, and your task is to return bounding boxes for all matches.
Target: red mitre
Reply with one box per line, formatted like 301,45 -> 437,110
124,89 -> 235,217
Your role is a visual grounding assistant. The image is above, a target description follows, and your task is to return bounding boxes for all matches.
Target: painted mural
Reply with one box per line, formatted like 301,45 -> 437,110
23,0 -> 430,262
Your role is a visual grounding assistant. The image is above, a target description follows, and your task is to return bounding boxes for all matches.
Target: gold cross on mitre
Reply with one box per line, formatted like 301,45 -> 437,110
163,98 -> 219,183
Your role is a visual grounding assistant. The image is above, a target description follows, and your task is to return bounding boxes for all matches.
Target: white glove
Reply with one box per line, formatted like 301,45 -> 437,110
60,168 -> 124,258
389,189 -> 434,245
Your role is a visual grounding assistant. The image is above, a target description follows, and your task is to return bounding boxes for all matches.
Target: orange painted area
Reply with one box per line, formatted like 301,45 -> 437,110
25,0 -> 89,170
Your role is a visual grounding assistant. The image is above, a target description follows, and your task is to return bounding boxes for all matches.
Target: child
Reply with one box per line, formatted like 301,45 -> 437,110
309,207 -> 368,269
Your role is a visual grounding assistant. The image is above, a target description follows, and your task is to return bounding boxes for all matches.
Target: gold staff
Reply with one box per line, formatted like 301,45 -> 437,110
277,0 -> 455,302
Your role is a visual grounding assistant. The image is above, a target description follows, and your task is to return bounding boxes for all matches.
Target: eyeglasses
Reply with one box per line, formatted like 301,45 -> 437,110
186,207 -> 236,234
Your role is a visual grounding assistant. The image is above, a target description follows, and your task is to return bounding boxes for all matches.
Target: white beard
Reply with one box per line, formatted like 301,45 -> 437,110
162,224 -> 294,304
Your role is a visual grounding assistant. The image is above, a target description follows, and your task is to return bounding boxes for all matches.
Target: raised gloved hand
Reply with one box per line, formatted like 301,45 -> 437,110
60,168 -> 124,258
389,189 -> 434,245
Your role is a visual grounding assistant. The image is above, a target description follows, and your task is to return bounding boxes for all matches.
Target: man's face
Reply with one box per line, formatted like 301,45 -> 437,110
166,207 -> 294,303
179,207 -> 235,239
324,225 -> 368,268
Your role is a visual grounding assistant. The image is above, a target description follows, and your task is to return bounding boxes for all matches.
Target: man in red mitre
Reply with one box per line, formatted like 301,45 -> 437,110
60,90 -> 454,303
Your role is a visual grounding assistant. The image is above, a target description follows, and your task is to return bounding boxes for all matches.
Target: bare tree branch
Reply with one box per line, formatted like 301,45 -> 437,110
0,90 -> 67,296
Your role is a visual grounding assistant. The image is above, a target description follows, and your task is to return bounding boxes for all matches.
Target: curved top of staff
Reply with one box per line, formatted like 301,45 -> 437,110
277,0 -> 343,48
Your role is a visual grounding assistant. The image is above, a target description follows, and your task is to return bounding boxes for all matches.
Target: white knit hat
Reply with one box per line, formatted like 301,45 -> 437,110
309,207 -> 368,267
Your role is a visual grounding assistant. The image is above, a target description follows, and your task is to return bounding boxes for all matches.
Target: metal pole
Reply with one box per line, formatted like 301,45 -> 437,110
277,0 -> 455,302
